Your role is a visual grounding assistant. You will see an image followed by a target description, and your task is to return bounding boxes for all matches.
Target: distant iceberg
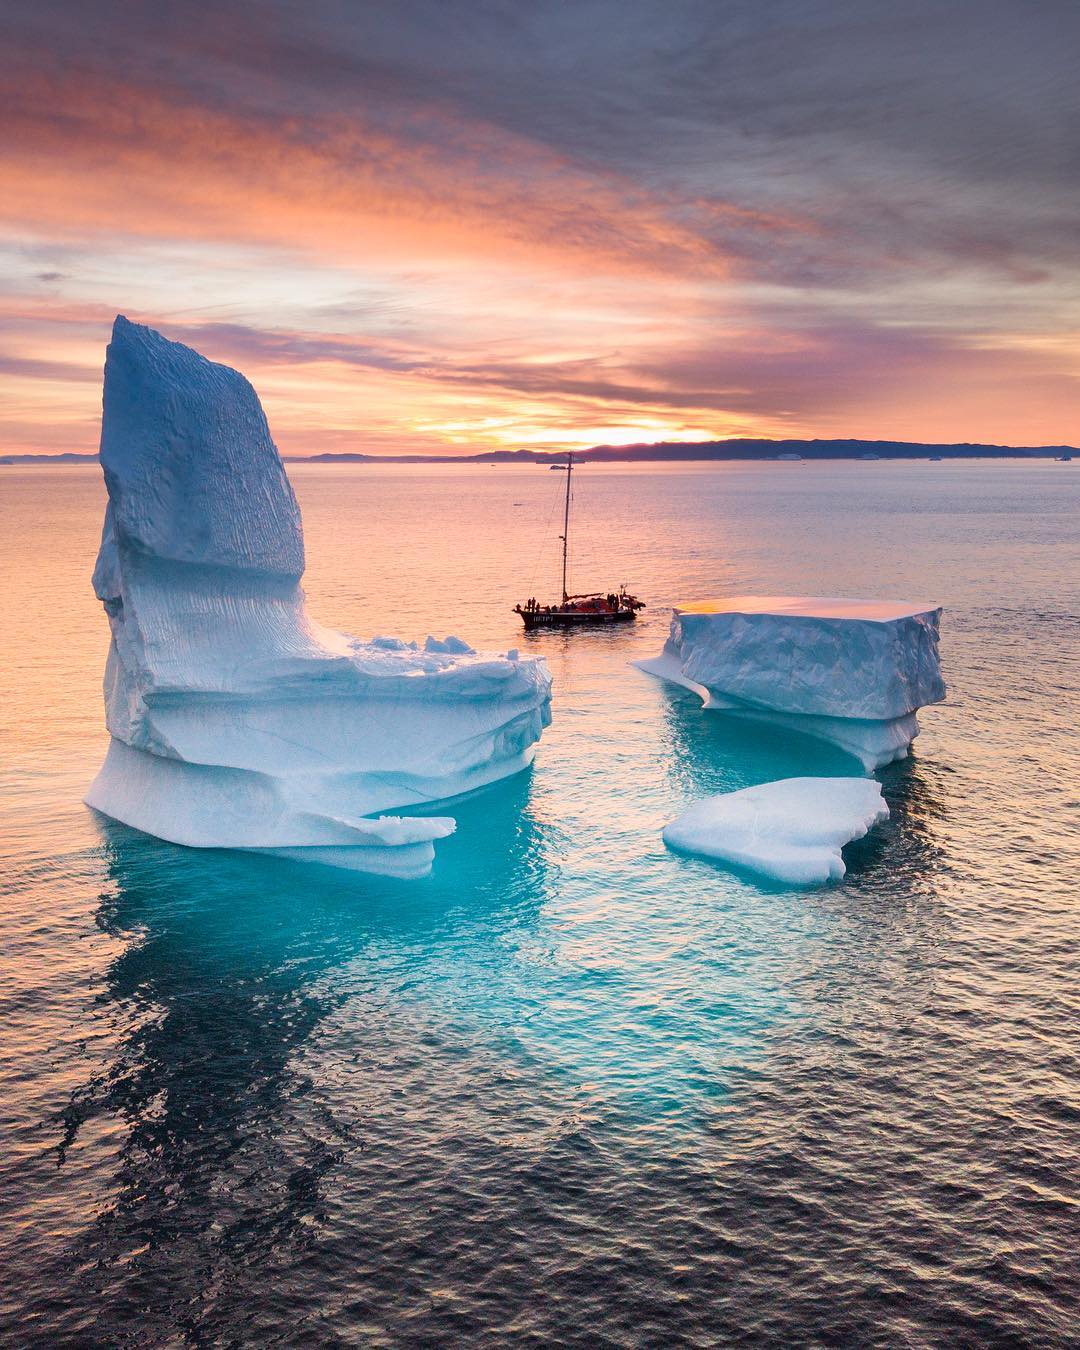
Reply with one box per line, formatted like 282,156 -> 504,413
85,317 -> 552,876
663,777 -> 889,884
636,596 -> 944,770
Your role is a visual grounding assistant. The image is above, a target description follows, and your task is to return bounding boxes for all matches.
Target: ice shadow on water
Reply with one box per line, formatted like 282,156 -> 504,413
844,752 -> 951,895
50,772 -> 552,1339
48,709 -> 952,1341
656,681 -> 861,802
655,681 -> 948,892
651,685 -> 955,1108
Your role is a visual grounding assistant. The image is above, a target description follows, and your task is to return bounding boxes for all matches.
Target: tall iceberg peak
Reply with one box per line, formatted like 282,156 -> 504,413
95,315 -> 303,585
86,317 -> 552,876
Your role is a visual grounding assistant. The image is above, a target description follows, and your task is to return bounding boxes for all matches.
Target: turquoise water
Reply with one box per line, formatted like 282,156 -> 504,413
1,462 -> 1078,1344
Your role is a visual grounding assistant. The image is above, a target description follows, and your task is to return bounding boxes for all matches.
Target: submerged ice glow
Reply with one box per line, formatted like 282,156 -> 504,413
86,317 -> 552,874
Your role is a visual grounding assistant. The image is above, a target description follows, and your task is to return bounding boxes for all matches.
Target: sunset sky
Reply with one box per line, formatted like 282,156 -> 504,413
2,0 -> 1078,457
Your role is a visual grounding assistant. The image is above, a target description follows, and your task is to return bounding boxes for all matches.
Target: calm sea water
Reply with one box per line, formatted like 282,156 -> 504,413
1,461 -> 1078,1346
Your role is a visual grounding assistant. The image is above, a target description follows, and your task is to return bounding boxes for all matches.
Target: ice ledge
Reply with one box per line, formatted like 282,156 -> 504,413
87,738 -> 460,879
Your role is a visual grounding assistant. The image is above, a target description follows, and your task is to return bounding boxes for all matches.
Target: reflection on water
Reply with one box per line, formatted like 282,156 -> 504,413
72,767 -> 549,1154
656,678 -> 859,797
868,753 -> 951,882
42,706 -> 959,1340
62,832 -> 355,1330
54,780 -> 551,1339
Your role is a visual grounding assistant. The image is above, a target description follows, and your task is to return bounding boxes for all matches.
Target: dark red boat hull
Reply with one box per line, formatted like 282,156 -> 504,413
518,608 -> 637,630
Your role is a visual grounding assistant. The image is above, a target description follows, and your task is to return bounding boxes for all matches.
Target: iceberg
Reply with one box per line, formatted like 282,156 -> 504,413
663,777 -> 889,884
85,317 -> 552,876
636,596 -> 944,770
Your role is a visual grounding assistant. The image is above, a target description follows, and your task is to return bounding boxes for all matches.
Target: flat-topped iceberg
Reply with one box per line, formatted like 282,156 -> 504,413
663,777 -> 889,884
85,317 -> 551,875
636,596 -> 944,770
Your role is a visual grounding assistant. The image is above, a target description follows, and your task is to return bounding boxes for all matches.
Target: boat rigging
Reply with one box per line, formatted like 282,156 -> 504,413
514,452 -> 645,629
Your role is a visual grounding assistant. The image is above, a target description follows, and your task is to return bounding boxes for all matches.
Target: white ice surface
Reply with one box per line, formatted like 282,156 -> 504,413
663,777 -> 889,884
86,317 -> 552,876
635,596 -> 944,770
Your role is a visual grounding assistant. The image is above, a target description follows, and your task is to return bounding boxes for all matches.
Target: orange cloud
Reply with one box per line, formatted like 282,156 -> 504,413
0,63 -> 775,284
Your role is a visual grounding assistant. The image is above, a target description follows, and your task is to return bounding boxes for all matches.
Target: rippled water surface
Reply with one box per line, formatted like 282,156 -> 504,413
1,461 -> 1078,1346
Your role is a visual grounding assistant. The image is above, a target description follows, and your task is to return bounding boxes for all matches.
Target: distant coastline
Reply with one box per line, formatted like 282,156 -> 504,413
0,452 -> 102,464
3,437 -> 1075,466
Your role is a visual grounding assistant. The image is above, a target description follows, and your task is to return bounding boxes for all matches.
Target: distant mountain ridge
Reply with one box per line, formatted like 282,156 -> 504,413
0,452 -> 100,463
293,438 -> 1076,463
3,438 -> 1075,465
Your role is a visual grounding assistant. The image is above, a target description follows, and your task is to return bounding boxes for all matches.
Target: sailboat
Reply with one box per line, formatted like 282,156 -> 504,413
514,452 -> 645,630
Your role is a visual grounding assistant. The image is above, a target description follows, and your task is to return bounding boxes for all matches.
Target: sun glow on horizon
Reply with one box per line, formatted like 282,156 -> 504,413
509,422 -> 721,449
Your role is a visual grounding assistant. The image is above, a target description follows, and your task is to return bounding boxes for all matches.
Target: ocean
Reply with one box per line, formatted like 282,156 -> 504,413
1,460 -> 1077,1345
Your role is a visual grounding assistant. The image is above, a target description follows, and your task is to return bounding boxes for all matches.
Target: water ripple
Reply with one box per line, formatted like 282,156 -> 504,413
1,463 -> 1077,1345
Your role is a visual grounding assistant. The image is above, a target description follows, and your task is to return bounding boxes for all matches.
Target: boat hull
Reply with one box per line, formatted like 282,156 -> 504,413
518,608 -> 637,630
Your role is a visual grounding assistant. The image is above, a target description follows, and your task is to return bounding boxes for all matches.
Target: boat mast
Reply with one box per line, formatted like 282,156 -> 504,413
560,451 -> 573,603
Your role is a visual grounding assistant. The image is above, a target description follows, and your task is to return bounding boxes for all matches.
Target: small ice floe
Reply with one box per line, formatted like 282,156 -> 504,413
662,777 -> 889,885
